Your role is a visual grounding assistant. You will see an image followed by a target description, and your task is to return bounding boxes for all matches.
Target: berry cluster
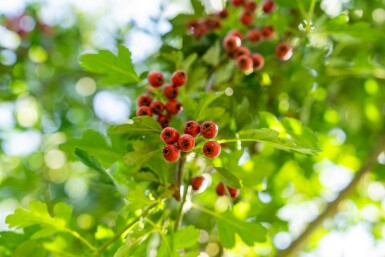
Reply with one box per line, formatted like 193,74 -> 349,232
136,70 -> 187,128
160,121 -> 221,163
190,177 -> 239,200
231,0 -> 276,26
187,14 -> 224,38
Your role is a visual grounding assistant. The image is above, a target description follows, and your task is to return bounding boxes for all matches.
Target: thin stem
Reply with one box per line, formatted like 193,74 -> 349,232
306,0 -> 317,32
65,229 -> 97,252
174,170 -> 191,231
94,202 -> 159,254
174,155 -> 186,201
275,136 -> 385,257
145,218 -> 173,256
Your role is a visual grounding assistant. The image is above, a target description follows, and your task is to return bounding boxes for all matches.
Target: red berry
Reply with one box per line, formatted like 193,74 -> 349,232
163,84 -> 179,100
223,35 -> 241,53
251,53 -> 265,71
201,121 -> 218,139
191,176 -> 206,191
188,20 -> 199,31
166,100 -> 182,115
216,9 -> 228,19
262,0 -> 275,13
261,25 -> 275,39
240,11 -> 254,26
204,18 -> 221,30
150,100 -> 165,115
136,106 -> 152,117
228,30 -> 243,40
171,70 -> 188,87
237,55 -> 253,72
147,71 -> 164,88
203,141 -> 221,158
231,0 -> 244,6
235,46 -> 251,59
162,144 -> 180,163
243,0 -> 257,12
157,115 -> 171,128
184,121 -> 200,137
177,134 -> 195,152
216,182 -> 239,199
247,28 -> 262,44
137,94 -> 152,107
160,127 -> 179,144
276,42 -> 293,61
193,23 -> 208,38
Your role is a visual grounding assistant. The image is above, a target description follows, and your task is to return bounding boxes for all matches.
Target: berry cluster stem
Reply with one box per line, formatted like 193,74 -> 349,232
174,155 -> 186,201
174,169 -> 191,232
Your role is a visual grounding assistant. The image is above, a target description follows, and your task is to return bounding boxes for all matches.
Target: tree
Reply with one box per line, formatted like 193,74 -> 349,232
1,0 -> 384,257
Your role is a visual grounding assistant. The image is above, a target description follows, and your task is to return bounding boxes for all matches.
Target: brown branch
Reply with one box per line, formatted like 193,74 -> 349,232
275,136 -> 385,257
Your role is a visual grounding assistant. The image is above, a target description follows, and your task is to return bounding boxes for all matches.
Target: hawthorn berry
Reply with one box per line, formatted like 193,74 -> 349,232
203,141 -> 221,158
262,0 -> 275,13
247,28 -> 262,44
137,94 -> 152,107
204,18 -> 221,30
150,100 -> 165,115
193,24 -> 208,38
237,55 -> 253,72
166,100 -> 182,115
223,35 -> 241,53
191,176 -> 206,191
216,182 -> 239,199
177,134 -> 195,152
231,0 -> 244,6
235,46 -> 251,59
201,121 -> 218,139
162,144 -> 180,163
136,106 -> 152,117
163,84 -> 179,99
184,121 -> 200,137
157,115 -> 170,128
171,70 -> 188,87
243,0 -> 257,12
261,25 -> 275,39
147,71 -> 164,88
251,53 -> 265,71
276,42 -> 293,61
228,30 -> 243,40
240,11 -> 254,26
160,127 -> 179,144
217,9 -> 228,19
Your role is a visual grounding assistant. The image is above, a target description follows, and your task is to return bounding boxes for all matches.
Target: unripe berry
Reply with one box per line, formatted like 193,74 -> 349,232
240,11 -> 254,26
191,176 -> 206,191
251,53 -> 265,71
261,25 -> 275,39
231,0 -> 244,6
243,0 -> 257,12
177,134 -> 195,152
237,55 -> 253,72
163,84 -> 179,99
162,144 -> 180,163
136,106 -> 152,117
137,94 -> 152,107
216,182 -> 239,199
235,46 -> 251,59
160,127 -> 179,144
171,70 -> 188,87
147,71 -> 164,88
223,35 -> 241,53
150,100 -> 165,115
276,42 -> 293,61
247,28 -> 262,44
262,0 -> 275,13
157,115 -> 171,128
184,121 -> 200,137
166,100 -> 183,115
201,121 -> 218,139
203,141 -> 221,158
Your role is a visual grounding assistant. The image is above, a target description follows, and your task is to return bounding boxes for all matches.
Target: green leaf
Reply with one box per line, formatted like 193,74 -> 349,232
202,41 -> 221,66
196,91 -> 224,121
217,211 -> 266,248
126,187 -> 155,211
75,148 -> 105,173
214,167 -> 243,188
124,141 -> 160,172
80,45 -> 139,85
173,226 -> 200,249
110,116 -> 162,135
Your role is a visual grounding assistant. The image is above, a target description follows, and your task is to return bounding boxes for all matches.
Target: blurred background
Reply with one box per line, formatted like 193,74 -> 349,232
1,0 -> 385,257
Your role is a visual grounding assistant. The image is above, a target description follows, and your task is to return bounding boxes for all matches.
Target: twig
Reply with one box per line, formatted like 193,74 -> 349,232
275,136 -> 385,257
174,170 -> 191,231
173,155 -> 186,201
